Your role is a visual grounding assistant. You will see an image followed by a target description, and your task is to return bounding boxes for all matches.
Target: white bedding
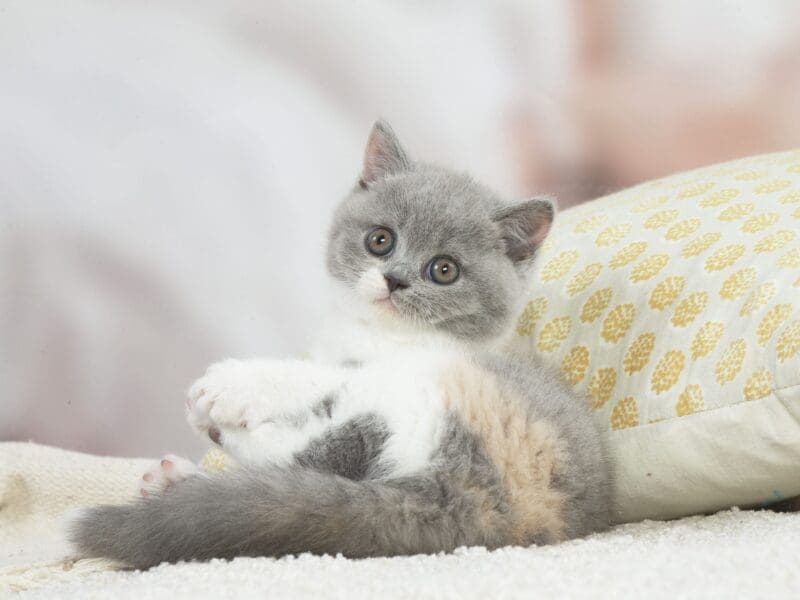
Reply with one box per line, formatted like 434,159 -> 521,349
3,442 -> 800,598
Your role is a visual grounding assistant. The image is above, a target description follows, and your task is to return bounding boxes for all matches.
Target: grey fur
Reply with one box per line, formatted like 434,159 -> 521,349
327,121 -> 553,342
478,354 -> 613,535
295,414 -> 388,480
72,415 -> 515,569
70,121 -> 611,569
311,393 -> 336,419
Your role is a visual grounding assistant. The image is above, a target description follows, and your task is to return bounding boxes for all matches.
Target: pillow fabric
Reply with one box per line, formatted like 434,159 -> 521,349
508,150 -> 800,523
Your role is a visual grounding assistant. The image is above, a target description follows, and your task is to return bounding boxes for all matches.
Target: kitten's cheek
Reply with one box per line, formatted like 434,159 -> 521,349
355,267 -> 389,302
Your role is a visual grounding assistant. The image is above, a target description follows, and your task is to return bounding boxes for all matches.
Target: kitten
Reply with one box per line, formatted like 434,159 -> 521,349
70,121 -> 612,569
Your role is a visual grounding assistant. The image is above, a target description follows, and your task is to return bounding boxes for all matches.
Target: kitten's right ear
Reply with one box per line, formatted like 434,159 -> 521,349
360,120 -> 411,189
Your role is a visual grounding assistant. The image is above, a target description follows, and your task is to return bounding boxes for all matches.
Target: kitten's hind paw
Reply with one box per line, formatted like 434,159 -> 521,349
139,454 -> 198,498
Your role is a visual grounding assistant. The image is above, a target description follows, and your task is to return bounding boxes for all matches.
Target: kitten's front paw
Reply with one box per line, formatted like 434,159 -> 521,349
139,454 -> 198,498
186,360 -> 258,441
186,358 -> 341,448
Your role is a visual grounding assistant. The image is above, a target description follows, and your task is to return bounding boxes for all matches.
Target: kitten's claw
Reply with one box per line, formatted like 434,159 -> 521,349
208,426 -> 222,445
139,454 -> 198,497
186,360 -> 256,438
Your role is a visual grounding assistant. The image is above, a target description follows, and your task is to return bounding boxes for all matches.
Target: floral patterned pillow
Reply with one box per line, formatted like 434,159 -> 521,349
508,150 -> 800,522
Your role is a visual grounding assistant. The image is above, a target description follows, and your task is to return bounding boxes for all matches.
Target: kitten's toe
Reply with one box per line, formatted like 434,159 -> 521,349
139,454 -> 198,497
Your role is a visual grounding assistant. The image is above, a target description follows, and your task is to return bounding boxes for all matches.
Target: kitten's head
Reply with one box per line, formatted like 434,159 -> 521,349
326,121 -> 554,342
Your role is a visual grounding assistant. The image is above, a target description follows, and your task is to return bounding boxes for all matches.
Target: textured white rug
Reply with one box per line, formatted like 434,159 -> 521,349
3,443 -> 800,598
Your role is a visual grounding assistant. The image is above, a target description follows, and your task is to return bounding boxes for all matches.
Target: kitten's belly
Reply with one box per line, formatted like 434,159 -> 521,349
337,348 -> 569,542
335,348 -> 451,476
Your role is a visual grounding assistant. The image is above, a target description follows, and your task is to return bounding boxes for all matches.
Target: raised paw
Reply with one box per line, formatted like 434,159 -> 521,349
139,454 -> 198,498
186,359 -> 269,443
186,359 -> 342,447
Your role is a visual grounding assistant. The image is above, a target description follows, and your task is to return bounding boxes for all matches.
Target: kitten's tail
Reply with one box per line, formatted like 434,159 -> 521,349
70,466 -> 506,570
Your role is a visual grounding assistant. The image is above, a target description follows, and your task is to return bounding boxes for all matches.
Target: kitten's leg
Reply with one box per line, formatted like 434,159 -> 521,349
186,358 -> 348,468
293,413 -> 389,479
185,355 -> 446,476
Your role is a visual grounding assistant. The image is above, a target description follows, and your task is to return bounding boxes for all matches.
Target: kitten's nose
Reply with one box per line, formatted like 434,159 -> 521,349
384,274 -> 409,293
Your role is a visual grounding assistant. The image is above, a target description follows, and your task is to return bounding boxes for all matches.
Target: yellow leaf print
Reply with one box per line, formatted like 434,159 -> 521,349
776,320 -> 800,361
778,249 -> 800,268
649,276 -> 686,310
643,209 -> 680,229
691,322 -> 724,359
743,369 -> 772,401
715,338 -> 746,385
718,203 -> 755,221
609,241 -> 648,269
574,214 -> 608,234
756,304 -> 793,346
671,292 -> 709,327
753,179 -> 792,194
651,350 -> 685,394
516,297 -> 548,336
719,267 -> 756,300
565,263 -> 603,296
779,190 -> 800,204
681,232 -> 721,258
735,170 -> 767,181
754,230 -> 795,253
705,244 -> 745,272
610,397 -> 639,430
741,213 -> 779,234
580,288 -> 613,323
677,182 -> 715,198
788,163 -> 800,174
631,196 -> 668,213
676,384 -> 704,416
664,218 -> 701,241
201,446 -> 230,472
699,188 -> 739,207
588,368 -> 617,409
630,254 -> 670,283
623,332 -> 656,374
740,282 -> 776,316
537,316 -> 572,352
794,207 -> 800,219
540,250 -> 580,282
561,346 -> 590,385
601,303 -> 635,343
595,224 -> 632,247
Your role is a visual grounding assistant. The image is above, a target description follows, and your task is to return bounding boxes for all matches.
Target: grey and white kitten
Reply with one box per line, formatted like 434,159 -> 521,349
70,121 -> 612,569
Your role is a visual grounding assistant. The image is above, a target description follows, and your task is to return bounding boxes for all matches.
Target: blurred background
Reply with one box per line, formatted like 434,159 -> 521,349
2,0 -> 799,458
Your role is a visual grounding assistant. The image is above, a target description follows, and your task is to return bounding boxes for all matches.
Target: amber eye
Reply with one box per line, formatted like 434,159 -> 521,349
428,256 -> 460,284
365,227 -> 395,256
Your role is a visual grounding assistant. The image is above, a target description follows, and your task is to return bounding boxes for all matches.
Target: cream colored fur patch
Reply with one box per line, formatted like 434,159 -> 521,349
439,359 -> 567,544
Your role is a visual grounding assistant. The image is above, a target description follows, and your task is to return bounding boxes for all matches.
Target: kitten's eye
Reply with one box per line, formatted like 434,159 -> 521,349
365,227 -> 395,256
428,256 -> 460,285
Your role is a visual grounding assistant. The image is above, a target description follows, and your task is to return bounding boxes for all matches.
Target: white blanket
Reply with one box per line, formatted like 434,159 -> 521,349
3,442 -> 800,598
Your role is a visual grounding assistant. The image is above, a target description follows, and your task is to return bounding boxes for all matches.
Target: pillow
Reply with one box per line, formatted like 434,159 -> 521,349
508,150 -> 800,523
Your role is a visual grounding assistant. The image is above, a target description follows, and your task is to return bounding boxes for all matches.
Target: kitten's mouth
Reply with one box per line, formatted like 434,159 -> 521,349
372,295 -> 399,314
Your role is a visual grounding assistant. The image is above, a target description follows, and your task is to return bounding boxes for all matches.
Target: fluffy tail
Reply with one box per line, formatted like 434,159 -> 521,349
70,466 -> 506,569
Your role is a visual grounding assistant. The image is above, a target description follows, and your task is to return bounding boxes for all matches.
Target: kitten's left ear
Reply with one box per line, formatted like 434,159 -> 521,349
360,120 -> 411,188
493,197 -> 556,262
